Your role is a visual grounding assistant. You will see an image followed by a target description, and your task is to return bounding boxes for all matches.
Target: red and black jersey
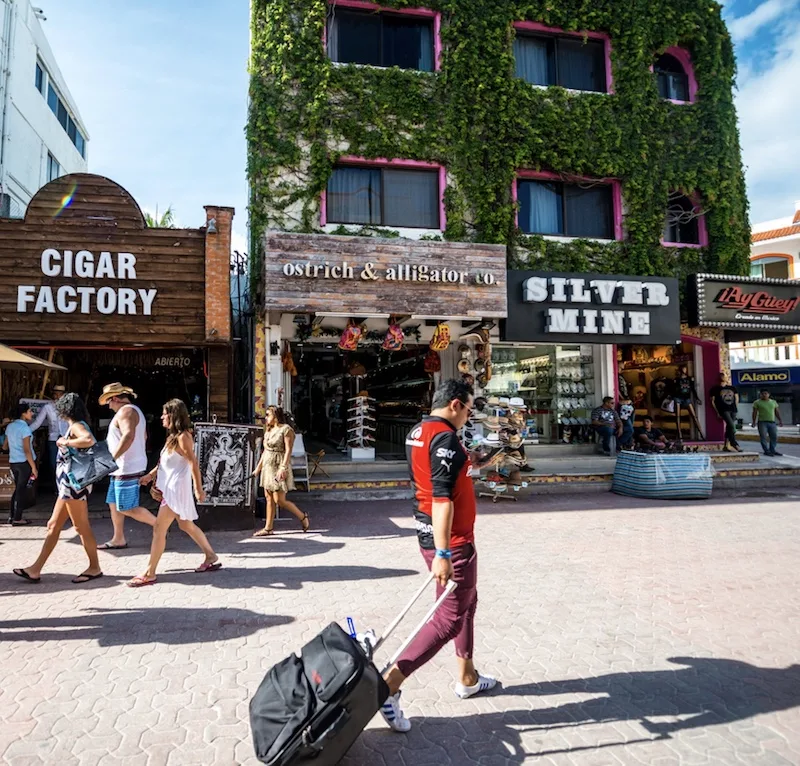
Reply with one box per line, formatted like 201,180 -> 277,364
406,416 -> 476,550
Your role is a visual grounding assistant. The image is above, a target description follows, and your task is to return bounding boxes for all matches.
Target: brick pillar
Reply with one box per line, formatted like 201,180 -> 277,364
204,206 -> 235,420
204,206 -> 234,341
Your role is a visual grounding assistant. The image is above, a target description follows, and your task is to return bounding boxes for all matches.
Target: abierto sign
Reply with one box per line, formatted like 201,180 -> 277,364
504,271 -> 681,345
689,274 -> 800,333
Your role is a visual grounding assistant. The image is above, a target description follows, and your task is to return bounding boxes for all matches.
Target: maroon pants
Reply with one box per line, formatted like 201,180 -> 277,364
396,543 -> 478,677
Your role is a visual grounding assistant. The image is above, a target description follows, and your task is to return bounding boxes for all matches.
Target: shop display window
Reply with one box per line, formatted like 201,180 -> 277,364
618,342 -> 703,440
484,344 -> 597,444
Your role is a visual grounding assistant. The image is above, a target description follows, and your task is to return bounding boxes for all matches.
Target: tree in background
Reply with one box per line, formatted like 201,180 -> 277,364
144,205 -> 175,228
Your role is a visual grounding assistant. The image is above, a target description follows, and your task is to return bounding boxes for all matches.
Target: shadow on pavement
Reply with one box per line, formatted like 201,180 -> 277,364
0,606 -> 293,645
159,564 -> 418,590
347,657 -> 800,764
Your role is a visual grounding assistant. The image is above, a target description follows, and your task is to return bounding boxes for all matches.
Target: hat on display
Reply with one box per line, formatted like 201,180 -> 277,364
487,396 -> 501,405
52,384 -> 66,394
458,344 -> 470,356
509,397 -> 525,408
457,358 -> 471,374
99,382 -> 137,405
474,358 -> 486,372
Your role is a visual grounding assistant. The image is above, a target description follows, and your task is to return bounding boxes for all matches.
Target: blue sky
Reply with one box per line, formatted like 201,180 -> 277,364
43,0 -> 799,244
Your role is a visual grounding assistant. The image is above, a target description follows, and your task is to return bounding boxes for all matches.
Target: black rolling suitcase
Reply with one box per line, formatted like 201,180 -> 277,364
250,573 -> 456,765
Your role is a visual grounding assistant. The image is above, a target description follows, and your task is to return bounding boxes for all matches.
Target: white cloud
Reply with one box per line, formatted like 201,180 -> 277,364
231,229 -> 248,255
728,0 -> 795,43
736,23 -> 800,223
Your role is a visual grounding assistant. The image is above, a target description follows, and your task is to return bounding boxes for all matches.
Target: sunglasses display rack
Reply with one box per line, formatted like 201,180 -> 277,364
347,395 -> 376,461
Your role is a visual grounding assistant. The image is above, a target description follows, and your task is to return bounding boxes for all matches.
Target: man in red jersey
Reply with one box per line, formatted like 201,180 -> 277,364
379,378 -> 497,733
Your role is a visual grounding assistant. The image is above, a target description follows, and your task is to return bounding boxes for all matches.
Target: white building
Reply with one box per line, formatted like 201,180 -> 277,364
0,0 -> 88,218
729,201 -> 800,367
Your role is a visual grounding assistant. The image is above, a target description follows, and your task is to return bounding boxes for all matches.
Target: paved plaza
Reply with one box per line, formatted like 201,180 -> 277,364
1,491 -> 799,766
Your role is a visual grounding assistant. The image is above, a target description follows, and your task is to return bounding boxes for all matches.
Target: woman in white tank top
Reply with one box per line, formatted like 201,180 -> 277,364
128,399 -> 220,587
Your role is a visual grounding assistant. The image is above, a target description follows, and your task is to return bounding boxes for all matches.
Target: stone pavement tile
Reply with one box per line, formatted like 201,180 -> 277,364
1,497 -> 799,765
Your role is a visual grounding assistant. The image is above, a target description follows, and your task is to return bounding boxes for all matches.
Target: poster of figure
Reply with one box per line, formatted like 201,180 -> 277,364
194,422 -> 261,511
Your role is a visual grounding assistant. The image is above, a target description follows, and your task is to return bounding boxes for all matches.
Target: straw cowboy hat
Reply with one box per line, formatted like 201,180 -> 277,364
98,382 -> 137,405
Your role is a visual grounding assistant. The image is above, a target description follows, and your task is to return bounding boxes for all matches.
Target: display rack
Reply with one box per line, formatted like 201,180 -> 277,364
347,395 -> 376,460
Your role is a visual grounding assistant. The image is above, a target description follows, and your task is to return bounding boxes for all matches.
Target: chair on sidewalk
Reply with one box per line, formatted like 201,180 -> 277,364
291,433 -> 310,492
307,449 -> 330,479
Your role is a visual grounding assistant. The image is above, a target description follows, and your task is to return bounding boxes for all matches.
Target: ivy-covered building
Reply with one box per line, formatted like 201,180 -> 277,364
248,0 -> 752,449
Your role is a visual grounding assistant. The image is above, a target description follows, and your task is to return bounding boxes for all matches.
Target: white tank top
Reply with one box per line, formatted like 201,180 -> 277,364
108,404 -> 147,476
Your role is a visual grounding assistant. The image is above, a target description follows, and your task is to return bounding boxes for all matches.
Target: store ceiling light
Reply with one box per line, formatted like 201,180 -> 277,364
411,315 -> 480,321
317,312 -> 391,319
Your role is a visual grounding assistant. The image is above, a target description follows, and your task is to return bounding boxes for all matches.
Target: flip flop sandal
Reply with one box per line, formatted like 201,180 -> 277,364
253,528 -> 274,537
12,568 -> 41,584
127,576 -> 156,588
97,542 -> 128,550
195,562 -> 222,573
72,572 -> 103,584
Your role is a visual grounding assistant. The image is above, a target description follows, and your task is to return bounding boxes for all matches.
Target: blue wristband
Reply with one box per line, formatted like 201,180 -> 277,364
435,548 -> 452,559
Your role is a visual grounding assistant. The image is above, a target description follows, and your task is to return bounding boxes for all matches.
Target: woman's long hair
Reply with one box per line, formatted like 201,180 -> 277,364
265,405 -> 287,431
164,399 -> 192,452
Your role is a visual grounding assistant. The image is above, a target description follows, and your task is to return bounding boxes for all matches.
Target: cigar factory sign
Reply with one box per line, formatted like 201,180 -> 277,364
0,173 -> 208,345
16,249 -> 158,315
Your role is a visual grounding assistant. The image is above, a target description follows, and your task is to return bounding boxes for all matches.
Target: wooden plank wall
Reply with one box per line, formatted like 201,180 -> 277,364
263,232 -> 508,318
0,175 -> 206,345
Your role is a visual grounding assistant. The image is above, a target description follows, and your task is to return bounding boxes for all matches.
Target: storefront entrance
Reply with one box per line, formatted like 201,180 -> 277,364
484,344 -> 599,444
289,343 -> 433,457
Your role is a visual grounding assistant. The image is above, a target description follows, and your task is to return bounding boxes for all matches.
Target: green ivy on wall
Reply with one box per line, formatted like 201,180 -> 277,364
248,0 -> 750,288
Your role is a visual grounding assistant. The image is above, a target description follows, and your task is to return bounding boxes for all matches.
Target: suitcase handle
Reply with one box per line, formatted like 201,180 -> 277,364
303,709 -> 350,751
372,572 -> 436,653
379,578 -> 457,675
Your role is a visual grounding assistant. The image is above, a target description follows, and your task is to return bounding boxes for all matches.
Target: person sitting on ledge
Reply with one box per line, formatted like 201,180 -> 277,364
591,397 -> 623,456
634,416 -> 668,451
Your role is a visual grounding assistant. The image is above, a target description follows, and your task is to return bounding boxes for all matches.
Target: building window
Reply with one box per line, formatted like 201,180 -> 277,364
47,152 -> 61,182
663,193 -> 703,245
518,179 -> 614,239
328,8 -> 434,72
750,257 -> 791,279
45,80 -> 86,158
327,165 -> 440,228
35,62 -> 44,94
47,83 -> 58,113
655,53 -> 689,101
514,33 -> 607,93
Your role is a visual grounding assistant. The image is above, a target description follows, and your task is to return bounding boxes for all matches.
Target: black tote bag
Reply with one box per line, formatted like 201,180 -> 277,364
66,441 -> 119,490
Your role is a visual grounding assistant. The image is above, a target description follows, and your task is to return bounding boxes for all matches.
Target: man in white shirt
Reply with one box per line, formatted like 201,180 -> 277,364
30,385 -> 68,477
96,383 -> 156,550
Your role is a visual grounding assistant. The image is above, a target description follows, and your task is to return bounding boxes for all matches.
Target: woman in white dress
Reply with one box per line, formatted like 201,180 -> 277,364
129,399 -> 219,587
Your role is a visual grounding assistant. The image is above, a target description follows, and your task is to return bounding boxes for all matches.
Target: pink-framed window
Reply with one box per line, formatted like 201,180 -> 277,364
512,21 -> 614,94
321,156 -> 447,230
326,1 -> 441,72
513,170 -> 624,241
662,192 -> 708,248
654,47 -> 698,104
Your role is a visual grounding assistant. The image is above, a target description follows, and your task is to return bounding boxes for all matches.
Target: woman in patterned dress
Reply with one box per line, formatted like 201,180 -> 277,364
13,393 -> 103,585
252,406 -> 309,537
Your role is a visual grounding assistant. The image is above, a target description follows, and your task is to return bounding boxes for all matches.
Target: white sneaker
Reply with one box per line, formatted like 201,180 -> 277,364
379,691 -> 411,732
454,673 -> 497,699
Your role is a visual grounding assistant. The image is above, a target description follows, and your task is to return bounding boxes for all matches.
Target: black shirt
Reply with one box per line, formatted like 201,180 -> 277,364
635,426 -> 663,442
710,384 -> 738,413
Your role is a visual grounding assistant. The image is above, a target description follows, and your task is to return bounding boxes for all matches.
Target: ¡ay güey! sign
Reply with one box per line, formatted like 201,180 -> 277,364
16,249 -> 158,316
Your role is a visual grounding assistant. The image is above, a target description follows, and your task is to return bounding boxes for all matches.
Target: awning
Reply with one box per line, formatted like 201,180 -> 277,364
0,344 -> 67,371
